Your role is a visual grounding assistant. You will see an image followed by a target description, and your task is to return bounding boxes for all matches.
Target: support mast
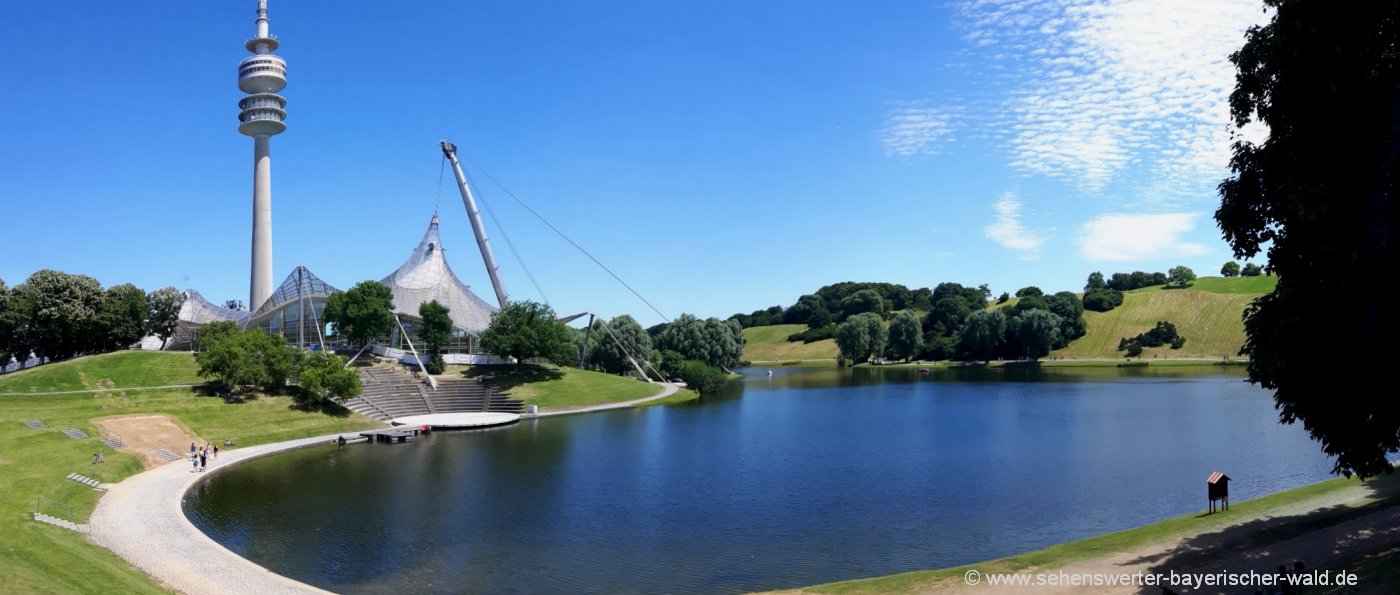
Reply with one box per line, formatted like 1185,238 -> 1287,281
440,140 -> 510,309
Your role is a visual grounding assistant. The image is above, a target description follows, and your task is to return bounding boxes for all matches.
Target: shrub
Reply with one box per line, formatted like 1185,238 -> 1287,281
1082,288 -> 1124,312
424,352 -> 446,375
676,359 -> 726,395
1125,342 -> 1143,358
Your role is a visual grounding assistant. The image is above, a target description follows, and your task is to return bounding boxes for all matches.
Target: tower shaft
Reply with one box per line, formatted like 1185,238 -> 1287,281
250,135 -> 273,309
238,0 -> 286,312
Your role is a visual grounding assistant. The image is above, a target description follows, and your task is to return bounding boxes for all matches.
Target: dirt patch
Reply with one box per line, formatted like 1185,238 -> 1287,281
92,414 -> 201,469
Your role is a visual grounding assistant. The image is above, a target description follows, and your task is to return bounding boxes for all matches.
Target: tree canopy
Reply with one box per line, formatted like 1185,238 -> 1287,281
323,281 -> 396,346
146,286 -> 184,350
418,299 -> 452,374
588,314 -> 654,375
480,300 -> 577,367
1221,261 -> 1242,277
958,310 -> 1006,363
297,350 -> 362,404
1013,310 -> 1062,362
194,324 -> 300,393
834,312 -> 885,364
1215,0 -> 1398,477
654,314 -> 745,370
887,310 -> 922,361
1166,265 -> 1197,288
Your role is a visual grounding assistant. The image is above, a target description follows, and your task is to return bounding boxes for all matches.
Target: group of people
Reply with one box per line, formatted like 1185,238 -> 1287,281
189,441 -> 218,473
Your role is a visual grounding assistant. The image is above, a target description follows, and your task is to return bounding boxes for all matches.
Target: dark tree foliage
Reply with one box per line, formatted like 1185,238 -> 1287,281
839,289 -> 888,320
676,360 -> 727,395
1015,286 -> 1044,298
195,325 -> 301,393
99,283 -> 149,351
6,270 -> 105,360
910,287 -> 934,311
996,292 -> 1010,304
1012,310 -> 1062,362
782,295 -> 825,325
1241,262 -> 1264,277
728,305 -> 785,328
1106,270 -> 1168,291
1044,292 -> 1087,348
1166,265 -> 1197,288
1082,288 -> 1124,312
480,300 -> 577,368
1118,321 -> 1184,351
419,300 -> 452,375
924,297 -> 972,336
1221,261 -> 1242,277
654,314 -> 745,370
587,314 -> 654,375
1216,0 -> 1399,477
146,286 -> 184,350
1085,272 -> 1107,291
812,282 -> 914,313
323,281 -> 397,346
1012,295 -> 1048,315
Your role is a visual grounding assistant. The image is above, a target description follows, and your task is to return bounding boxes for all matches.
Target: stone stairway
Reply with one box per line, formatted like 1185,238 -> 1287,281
33,512 -> 89,533
344,361 -> 524,421
100,437 -> 126,449
67,472 -> 106,490
152,448 -> 183,462
62,428 -> 88,440
24,420 -> 45,429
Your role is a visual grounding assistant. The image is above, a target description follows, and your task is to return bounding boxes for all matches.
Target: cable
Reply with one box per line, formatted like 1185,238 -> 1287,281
461,167 -> 551,306
458,152 -> 672,323
434,155 -> 446,215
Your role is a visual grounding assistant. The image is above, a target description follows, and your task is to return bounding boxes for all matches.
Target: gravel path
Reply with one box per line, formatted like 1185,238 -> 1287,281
89,434 -> 345,595
532,381 -> 681,417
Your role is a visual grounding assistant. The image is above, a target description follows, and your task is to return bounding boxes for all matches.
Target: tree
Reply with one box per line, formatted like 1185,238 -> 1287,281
887,311 -> 922,361
676,360 -> 727,395
194,327 -> 301,393
925,297 -> 972,337
1166,266 -> 1197,288
958,310 -> 1006,363
834,312 -> 883,364
418,300 -> 452,375
1085,271 -> 1106,291
782,294 -> 824,325
839,289 -> 887,320
323,281 -> 396,346
588,314 -> 654,375
1044,291 -> 1087,348
1241,262 -> 1264,277
8,270 -> 105,360
655,314 -> 744,370
1215,0 -> 1399,477
146,287 -> 184,350
1015,286 -> 1043,298
479,300 -> 576,368
996,292 -> 1010,304
1013,310 -> 1063,361
297,350 -> 362,405
99,283 -> 148,351
1221,261 -> 1242,277
1082,288 -> 1124,312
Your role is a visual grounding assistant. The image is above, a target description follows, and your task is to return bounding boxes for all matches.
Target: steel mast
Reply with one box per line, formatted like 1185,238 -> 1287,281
440,140 -> 510,309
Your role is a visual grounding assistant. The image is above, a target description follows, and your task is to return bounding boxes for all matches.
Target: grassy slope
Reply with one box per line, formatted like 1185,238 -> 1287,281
460,364 -> 697,410
0,351 -> 202,393
786,471 -> 1400,593
0,352 -> 381,594
1053,277 -> 1273,359
742,324 -> 838,363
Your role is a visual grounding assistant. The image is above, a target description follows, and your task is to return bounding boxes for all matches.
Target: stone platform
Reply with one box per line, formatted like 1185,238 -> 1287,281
390,411 -> 521,429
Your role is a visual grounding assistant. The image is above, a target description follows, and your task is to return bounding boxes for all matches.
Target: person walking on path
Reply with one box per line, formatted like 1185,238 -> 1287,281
212,444 -> 219,460
189,442 -> 196,457
199,450 -> 207,472
191,453 -> 198,473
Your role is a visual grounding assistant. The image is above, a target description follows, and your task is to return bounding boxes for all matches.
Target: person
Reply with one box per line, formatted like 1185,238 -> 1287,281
92,452 -> 103,464
212,444 -> 219,460
337,435 -> 347,449
199,449 -> 207,472
191,453 -> 199,472
189,442 -> 196,456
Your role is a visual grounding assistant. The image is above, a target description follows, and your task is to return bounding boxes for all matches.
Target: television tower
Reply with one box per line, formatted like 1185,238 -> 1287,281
237,0 -> 287,311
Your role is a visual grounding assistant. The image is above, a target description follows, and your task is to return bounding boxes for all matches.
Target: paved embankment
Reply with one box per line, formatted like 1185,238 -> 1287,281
532,381 -> 681,418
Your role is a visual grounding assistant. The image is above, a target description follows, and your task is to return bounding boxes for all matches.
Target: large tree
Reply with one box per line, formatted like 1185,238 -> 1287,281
1221,261 -> 1242,277
480,300 -> 576,368
8,270 -> 105,360
958,310 -> 1006,363
1166,265 -> 1197,288
99,283 -> 148,351
887,310 -> 922,362
418,300 -> 452,375
654,314 -> 744,370
839,289 -> 887,320
1216,0 -> 1399,477
194,325 -> 301,393
297,351 -> 363,404
1013,310 -> 1063,362
834,312 -> 884,364
323,281 -> 396,346
146,287 -> 184,350
588,314 -> 654,375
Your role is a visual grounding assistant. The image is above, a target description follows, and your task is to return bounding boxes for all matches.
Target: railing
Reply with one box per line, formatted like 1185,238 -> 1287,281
36,496 -> 77,522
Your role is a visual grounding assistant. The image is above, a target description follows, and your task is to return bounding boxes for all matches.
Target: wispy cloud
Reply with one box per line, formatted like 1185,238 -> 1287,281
952,0 -> 1269,198
984,191 -> 1049,258
1076,212 -> 1209,261
881,102 -> 956,157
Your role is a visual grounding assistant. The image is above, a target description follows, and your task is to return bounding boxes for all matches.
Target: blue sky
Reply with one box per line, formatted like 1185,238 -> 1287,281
2,1 -> 1269,327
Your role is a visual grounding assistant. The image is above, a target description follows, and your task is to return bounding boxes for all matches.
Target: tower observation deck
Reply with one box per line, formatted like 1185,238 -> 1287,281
240,0 -> 287,311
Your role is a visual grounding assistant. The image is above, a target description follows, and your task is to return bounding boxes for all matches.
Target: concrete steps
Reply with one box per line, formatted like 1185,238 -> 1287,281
152,448 -> 183,462
33,512 -> 89,533
62,428 -> 88,440
24,420 -> 45,429
67,472 -> 106,490
100,437 -> 126,449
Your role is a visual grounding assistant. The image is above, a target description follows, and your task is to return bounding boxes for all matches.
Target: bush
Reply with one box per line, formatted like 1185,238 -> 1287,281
1170,336 -> 1186,350
676,359 -> 726,395
1082,288 -> 1124,312
424,352 -> 446,375
786,324 -> 835,343
1125,342 -> 1143,358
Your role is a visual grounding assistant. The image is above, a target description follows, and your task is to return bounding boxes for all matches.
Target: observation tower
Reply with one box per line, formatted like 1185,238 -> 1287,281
238,0 -> 288,311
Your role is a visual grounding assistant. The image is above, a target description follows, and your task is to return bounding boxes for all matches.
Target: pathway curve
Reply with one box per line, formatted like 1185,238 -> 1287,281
532,381 -> 681,418
89,434 -> 347,595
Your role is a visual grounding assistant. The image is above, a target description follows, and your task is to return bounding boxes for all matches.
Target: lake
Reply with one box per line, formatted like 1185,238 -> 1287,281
185,365 -> 1334,593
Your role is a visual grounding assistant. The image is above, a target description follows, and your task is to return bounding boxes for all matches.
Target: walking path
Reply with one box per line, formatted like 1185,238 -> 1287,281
532,381 -> 681,417
0,383 -> 200,396
89,434 -> 345,595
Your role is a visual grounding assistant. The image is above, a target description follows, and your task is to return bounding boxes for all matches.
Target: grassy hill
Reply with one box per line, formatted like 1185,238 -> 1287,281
1054,276 -> 1274,359
0,351 -> 202,394
743,324 -> 838,363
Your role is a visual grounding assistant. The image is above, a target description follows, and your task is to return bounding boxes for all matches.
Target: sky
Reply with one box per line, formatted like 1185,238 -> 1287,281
1,0 -> 1271,327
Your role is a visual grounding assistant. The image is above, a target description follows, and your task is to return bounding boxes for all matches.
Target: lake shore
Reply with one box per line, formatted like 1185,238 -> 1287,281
770,469 -> 1400,594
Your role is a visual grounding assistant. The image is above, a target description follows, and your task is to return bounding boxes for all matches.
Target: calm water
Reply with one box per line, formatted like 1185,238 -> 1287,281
185,366 -> 1333,594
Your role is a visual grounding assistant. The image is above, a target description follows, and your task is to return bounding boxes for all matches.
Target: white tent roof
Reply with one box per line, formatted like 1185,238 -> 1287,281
380,215 -> 497,334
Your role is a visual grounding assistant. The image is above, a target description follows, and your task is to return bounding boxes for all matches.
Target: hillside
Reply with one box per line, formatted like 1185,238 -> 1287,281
743,324 -> 838,363
1054,277 -> 1271,359
0,351 -> 201,394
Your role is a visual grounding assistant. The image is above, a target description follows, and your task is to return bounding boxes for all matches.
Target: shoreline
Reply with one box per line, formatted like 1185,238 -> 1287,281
747,358 -> 1249,369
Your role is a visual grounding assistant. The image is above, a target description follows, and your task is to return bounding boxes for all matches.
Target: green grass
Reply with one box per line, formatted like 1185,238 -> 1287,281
743,324 -> 838,363
785,472 -> 1400,593
463,364 -> 669,410
1054,284 -> 1266,360
0,351 -> 380,594
0,351 -> 202,394
1127,275 -> 1278,295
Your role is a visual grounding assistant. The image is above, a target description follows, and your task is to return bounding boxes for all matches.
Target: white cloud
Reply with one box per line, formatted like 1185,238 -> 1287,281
1076,212 -> 1209,261
881,102 -> 956,157
984,192 -> 1049,258
951,0 -> 1269,198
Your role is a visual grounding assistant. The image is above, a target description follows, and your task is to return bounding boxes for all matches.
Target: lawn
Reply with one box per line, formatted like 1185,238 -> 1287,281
0,352 -> 380,594
461,364 -> 692,410
1053,288 -> 1260,359
742,324 -> 839,363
